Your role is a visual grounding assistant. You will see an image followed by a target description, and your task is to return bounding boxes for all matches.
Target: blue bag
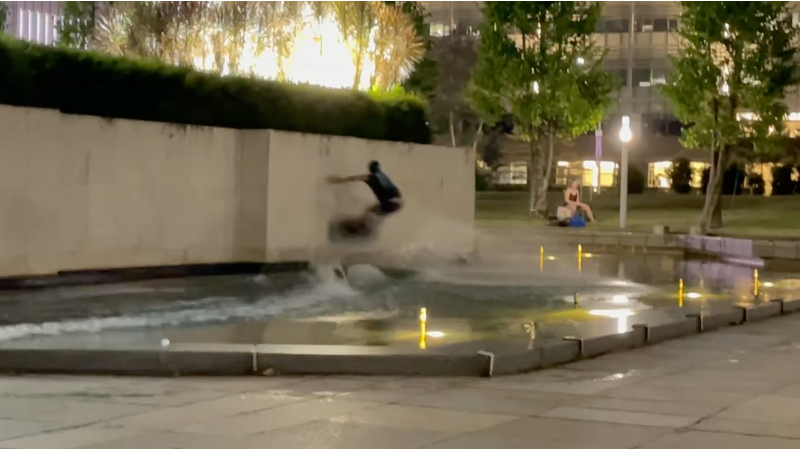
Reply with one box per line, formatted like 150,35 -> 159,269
569,215 -> 587,228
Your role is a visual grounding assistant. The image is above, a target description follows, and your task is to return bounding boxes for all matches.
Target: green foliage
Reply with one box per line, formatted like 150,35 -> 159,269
0,37 -> 431,144
668,158 -> 694,194
662,2 -> 799,230
56,1 -> 97,49
395,1 -> 438,99
662,2 -> 799,156
701,165 -> 745,195
470,2 -> 616,141
469,2 -> 616,214
628,164 -> 646,194
475,164 -> 493,191
0,2 -> 8,34
429,35 -> 480,145
772,164 -> 798,195
404,56 -> 437,98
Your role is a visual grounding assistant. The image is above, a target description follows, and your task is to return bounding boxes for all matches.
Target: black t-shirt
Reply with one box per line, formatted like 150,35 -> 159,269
365,172 -> 401,203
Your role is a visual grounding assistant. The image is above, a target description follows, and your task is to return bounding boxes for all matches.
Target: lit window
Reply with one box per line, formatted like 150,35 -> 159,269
651,68 -> 668,85
689,162 -> 709,188
430,23 -> 448,37
648,161 -> 672,188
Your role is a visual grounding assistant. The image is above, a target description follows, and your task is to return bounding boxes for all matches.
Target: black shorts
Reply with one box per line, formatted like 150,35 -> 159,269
369,198 -> 402,216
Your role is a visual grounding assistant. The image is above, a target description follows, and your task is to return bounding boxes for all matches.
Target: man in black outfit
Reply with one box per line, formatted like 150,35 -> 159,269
328,160 -> 403,235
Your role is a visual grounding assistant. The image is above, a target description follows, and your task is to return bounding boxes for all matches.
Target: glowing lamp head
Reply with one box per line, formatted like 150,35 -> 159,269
619,115 -> 632,143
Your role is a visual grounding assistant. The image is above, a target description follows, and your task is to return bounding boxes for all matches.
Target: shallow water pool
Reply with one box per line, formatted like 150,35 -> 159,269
1,251 -> 799,353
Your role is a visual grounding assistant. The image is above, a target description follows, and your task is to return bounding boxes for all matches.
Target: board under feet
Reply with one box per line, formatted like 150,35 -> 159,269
328,217 -> 375,243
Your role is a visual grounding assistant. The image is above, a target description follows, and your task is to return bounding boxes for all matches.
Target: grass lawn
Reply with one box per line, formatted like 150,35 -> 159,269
476,191 -> 800,238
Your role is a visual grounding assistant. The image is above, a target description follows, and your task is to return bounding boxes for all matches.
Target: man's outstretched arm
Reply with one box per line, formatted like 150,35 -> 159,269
328,174 -> 368,184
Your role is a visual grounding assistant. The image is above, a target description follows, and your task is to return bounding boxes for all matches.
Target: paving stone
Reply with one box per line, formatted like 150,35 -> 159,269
328,404 -> 518,433
399,387 -> 579,416
542,406 -> 699,428
0,426 -> 141,449
251,421 -> 451,449
572,397 -> 722,418
0,419 -> 58,442
639,430 -> 800,449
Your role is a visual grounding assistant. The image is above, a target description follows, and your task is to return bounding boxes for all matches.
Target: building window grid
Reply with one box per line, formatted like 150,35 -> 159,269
15,8 -> 60,46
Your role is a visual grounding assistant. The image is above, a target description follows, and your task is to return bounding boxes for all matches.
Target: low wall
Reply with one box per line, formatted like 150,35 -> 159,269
0,105 -> 474,277
265,130 -> 475,262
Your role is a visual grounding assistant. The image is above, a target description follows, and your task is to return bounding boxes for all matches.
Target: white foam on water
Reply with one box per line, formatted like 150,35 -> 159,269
0,274 -> 358,342
346,264 -> 387,287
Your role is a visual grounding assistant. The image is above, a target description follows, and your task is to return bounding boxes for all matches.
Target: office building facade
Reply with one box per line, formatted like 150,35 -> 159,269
423,1 -> 800,192
2,1 -> 62,46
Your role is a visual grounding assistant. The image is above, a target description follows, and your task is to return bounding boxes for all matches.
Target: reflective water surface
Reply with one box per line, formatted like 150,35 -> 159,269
1,251 -> 799,353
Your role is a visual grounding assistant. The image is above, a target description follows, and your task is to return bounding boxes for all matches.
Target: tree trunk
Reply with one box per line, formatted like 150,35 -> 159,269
449,111 -> 456,147
700,147 -> 727,234
534,131 -> 555,216
711,189 -> 723,228
528,140 -> 540,217
471,121 -> 484,153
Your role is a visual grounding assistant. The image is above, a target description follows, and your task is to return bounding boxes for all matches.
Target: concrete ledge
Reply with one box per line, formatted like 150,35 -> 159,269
740,302 -> 783,322
491,349 -> 542,376
0,262 -> 308,291
637,319 -> 699,344
689,309 -> 744,332
783,298 -> 800,314
577,327 -> 647,358
0,349 -> 254,376
257,352 -> 487,377
540,341 -> 581,367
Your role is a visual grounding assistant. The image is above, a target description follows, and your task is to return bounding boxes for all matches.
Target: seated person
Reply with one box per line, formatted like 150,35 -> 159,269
564,180 -> 595,222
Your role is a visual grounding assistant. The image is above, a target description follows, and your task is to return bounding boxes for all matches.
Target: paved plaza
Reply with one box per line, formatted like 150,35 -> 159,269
3,315 -> 800,448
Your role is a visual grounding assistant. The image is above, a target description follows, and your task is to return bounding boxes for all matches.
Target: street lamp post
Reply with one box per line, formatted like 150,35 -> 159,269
619,115 -> 632,229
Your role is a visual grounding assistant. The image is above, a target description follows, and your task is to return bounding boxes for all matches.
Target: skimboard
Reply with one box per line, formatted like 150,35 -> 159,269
328,217 -> 376,243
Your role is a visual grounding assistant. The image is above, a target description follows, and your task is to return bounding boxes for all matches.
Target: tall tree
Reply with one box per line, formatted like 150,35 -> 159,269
662,2 -> 799,233
470,2 -> 615,216
429,34 -> 479,147
393,1 -> 438,99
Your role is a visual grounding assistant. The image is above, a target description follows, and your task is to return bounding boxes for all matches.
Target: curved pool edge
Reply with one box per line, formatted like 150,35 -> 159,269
1,298 -> 797,378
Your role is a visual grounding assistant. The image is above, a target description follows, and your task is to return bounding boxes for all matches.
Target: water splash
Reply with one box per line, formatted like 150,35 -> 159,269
0,274 -> 358,342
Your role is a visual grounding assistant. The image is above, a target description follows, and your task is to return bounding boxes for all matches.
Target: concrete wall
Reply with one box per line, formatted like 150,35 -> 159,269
265,131 -> 475,262
0,105 -> 474,277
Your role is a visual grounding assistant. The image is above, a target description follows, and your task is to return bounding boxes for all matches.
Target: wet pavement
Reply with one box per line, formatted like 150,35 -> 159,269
3,312 -> 800,448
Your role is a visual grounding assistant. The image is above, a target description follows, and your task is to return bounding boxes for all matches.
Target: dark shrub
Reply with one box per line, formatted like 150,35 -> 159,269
668,157 -> 693,194
0,37 -> 431,144
628,164 -> 646,194
772,164 -> 798,195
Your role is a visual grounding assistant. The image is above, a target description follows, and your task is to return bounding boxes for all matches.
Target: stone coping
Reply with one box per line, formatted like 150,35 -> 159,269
547,230 -> 800,261
1,298 -> 798,378
0,261 -> 308,291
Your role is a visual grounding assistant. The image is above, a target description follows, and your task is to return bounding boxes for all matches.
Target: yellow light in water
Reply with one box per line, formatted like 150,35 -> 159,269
419,307 -> 427,350
540,246 -> 544,272
589,309 -> 634,319
426,331 -> 445,338
611,295 -> 629,304
547,256 -> 556,261
754,269 -> 760,296
617,315 -> 628,334
686,292 -> 701,299
763,282 -> 774,287
589,310 -> 633,334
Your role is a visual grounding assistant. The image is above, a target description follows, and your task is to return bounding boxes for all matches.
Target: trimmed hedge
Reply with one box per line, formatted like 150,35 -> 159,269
0,37 -> 431,144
